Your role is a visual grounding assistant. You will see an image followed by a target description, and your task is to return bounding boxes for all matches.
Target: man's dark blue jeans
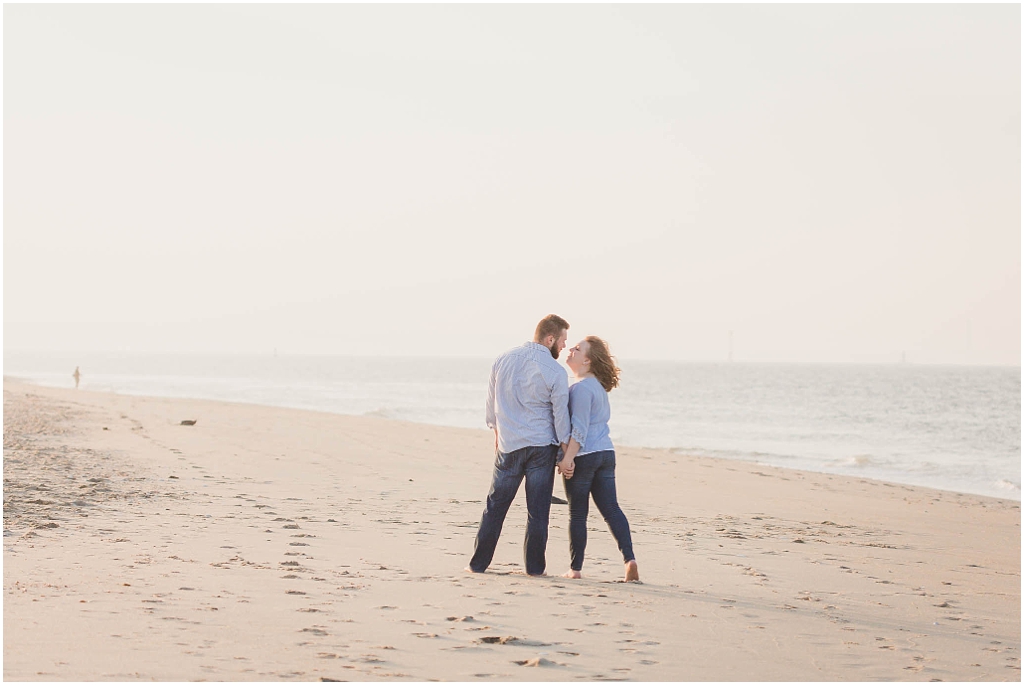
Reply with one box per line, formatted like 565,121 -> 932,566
561,449 -> 635,572
469,444 -> 558,575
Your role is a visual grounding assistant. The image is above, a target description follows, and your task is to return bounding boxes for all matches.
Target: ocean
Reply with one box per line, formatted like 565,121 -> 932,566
4,351 -> 1019,501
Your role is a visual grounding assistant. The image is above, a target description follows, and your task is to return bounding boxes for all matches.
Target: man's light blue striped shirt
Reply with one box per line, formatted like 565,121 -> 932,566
485,342 -> 571,453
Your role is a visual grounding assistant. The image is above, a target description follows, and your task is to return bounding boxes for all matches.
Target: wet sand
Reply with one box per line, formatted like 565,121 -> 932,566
3,379 -> 1020,681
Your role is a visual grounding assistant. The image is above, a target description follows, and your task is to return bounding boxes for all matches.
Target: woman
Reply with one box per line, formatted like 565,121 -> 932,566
558,336 -> 639,582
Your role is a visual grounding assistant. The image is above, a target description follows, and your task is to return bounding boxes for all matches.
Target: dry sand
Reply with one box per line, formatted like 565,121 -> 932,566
3,379 -> 1020,681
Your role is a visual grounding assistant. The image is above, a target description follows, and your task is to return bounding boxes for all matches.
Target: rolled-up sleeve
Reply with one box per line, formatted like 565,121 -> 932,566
550,369 -> 570,445
568,384 -> 591,451
485,362 -> 497,429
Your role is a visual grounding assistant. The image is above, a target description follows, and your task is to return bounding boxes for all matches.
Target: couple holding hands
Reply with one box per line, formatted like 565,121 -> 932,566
467,314 -> 639,582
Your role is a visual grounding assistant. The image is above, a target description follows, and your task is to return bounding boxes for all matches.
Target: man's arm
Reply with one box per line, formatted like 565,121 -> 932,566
485,361 -> 498,451
551,367 -> 570,448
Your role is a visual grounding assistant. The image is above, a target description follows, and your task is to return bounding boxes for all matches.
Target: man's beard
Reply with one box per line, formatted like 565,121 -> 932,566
549,343 -> 560,359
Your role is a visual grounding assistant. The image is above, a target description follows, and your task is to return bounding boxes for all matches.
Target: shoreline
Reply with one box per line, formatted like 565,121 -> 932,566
4,378 -> 1020,680
4,374 -> 1019,504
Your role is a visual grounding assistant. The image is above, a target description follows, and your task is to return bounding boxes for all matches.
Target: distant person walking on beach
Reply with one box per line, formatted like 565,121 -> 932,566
73,366 -> 81,389
467,314 -> 571,577
557,336 -> 639,582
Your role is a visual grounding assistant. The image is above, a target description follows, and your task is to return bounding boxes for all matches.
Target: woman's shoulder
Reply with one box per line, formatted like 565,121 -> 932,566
570,376 -> 603,396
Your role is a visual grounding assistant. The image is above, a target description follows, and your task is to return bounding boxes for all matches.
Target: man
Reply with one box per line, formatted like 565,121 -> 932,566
467,314 -> 571,576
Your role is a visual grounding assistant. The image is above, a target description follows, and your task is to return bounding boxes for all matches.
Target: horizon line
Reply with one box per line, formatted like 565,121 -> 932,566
3,349 -> 1020,369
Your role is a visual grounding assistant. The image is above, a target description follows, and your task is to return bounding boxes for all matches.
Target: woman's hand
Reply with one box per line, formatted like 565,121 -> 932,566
559,437 -> 581,479
559,457 -> 576,479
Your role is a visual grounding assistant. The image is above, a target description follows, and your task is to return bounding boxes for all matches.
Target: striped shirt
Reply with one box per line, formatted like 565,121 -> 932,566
568,375 -> 614,456
485,342 -> 571,453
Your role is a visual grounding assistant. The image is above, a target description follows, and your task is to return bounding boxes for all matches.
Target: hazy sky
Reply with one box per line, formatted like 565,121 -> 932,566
4,4 -> 1020,364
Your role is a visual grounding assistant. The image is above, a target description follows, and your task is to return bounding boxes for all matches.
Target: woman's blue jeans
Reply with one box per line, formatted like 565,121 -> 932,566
562,450 -> 635,572
469,444 -> 558,575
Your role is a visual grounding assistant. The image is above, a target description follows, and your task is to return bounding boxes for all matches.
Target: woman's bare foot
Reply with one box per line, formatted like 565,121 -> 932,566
624,560 -> 639,582
562,569 -> 582,579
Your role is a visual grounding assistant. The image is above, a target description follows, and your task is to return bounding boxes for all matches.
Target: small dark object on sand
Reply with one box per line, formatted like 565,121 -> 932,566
551,495 -> 568,505
180,420 -> 197,426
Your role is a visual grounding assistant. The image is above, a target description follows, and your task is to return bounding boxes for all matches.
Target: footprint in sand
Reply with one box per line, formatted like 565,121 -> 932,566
358,654 -> 385,664
478,636 -> 552,646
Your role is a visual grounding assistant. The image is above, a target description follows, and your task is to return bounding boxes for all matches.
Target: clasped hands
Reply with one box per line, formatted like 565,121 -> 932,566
557,445 -> 576,480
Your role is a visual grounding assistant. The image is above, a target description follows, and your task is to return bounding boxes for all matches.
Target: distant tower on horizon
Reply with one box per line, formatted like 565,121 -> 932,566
728,331 -> 734,363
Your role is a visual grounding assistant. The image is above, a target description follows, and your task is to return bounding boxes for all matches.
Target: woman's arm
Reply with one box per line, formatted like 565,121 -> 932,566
560,383 -> 593,478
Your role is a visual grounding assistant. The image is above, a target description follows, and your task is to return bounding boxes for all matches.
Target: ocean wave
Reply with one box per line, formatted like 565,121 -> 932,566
995,479 -> 1021,492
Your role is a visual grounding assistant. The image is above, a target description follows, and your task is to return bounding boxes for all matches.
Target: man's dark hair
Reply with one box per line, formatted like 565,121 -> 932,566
534,314 -> 569,342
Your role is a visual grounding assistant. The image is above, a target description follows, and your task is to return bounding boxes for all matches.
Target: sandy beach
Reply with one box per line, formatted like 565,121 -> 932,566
3,378 -> 1020,681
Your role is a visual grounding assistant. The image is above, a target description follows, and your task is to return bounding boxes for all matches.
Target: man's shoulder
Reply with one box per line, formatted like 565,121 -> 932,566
522,344 -> 564,374
496,342 -> 553,362
495,342 -> 532,364
494,343 -> 565,378
541,354 -> 568,377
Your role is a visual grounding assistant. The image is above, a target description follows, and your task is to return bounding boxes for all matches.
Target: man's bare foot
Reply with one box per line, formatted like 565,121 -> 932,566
624,560 -> 639,582
562,570 -> 582,579
464,566 -> 484,574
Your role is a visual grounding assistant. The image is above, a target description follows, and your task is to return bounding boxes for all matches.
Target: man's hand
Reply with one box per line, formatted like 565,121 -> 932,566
557,441 -> 578,479
493,428 -> 499,453
558,458 -> 576,480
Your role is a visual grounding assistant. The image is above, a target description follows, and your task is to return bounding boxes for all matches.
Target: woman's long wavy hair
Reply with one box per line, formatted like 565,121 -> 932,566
585,336 -> 621,392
